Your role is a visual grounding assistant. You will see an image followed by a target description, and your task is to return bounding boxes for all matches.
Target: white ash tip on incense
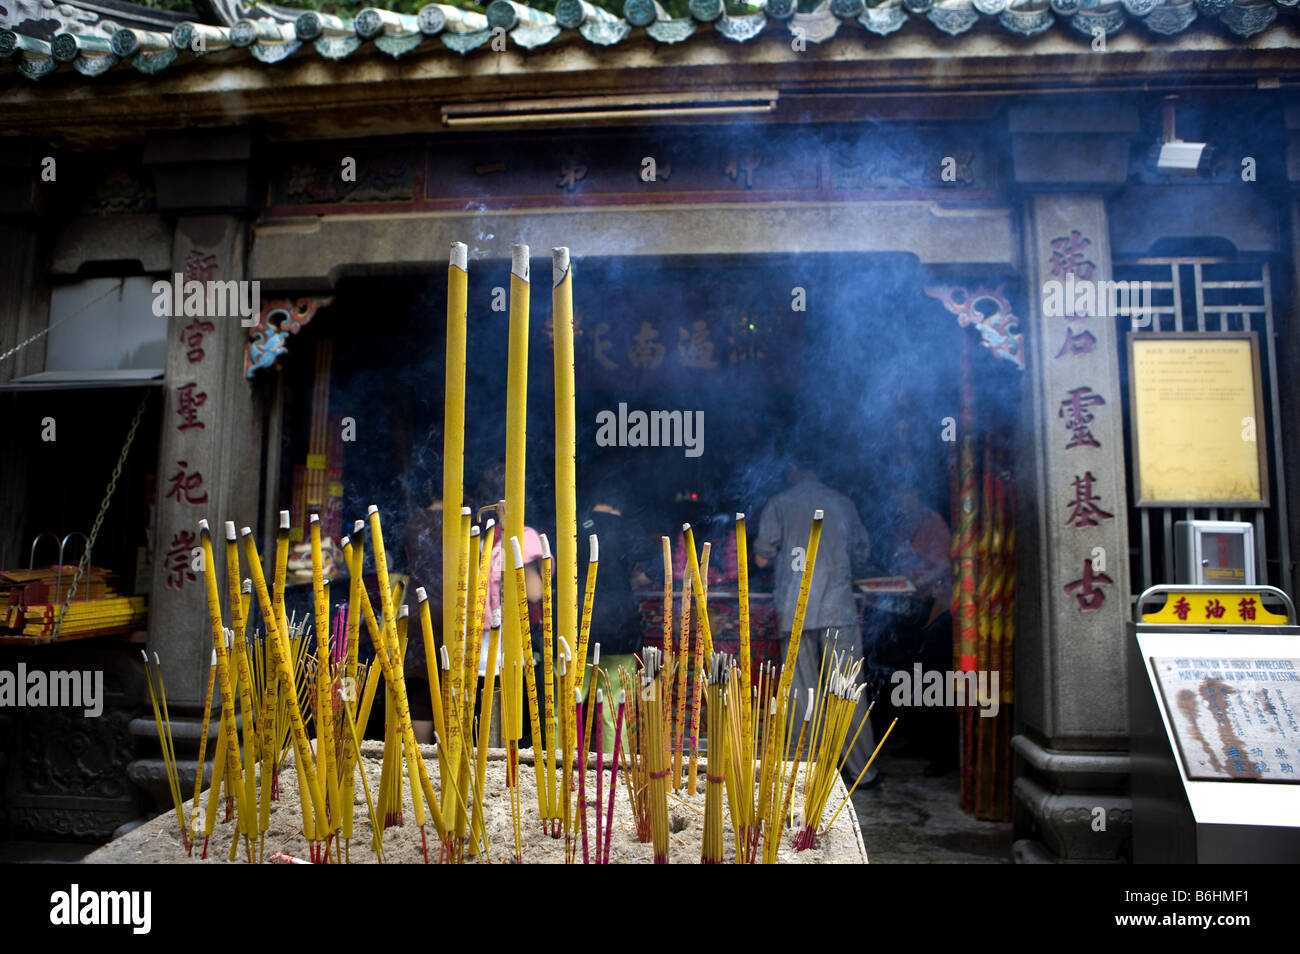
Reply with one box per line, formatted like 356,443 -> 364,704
589,534 -> 598,562
198,518 -> 209,532
242,579 -> 251,593
804,687 -> 814,722
450,241 -> 468,271
415,586 -> 427,602
736,512 -> 745,521
574,687 -> 581,704
140,649 -> 148,663
596,688 -> 603,704
511,243 -> 529,281
491,608 -> 501,629
211,649 -> 217,665
354,519 -> 364,533
440,645 -> 450,668
153,652 -> 161,665
279,510 -> 290,529
461,506 -> 471,516
399,604 -> 409,619
224,520 -> 237,540
239,526 -> 253,537
557,654 -> 566,676
367,505 -> 378,516
619,689 -> 626,704
484,518 -> 495,531
814,509 -> 824,520
470,525 -> 480,538
558,635 -> 571,657
539,533 -> 551,560
682,522 -> 691,532
510,536 -> 524,569
310,513 -> 319,524
552,247 -> 569,287
340,535 -> 350,548
594,642 -> 601,665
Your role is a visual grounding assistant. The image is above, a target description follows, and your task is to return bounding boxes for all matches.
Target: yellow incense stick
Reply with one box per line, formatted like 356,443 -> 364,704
511,536 -> 548,821
197,522 -> 249,835
501,243 -> 530,742
776,510 -> 823,705
539,533 -> 556,821
681,523 -> 715,659
189,648 -> 216,845
552,246 -> 577,824
222,524 -> 259,846
365,506 -> 447,839
240,525 -> 329,838
443,240 -> 468,766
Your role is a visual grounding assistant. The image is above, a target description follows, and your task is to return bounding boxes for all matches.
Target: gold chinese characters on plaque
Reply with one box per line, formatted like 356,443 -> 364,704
1128,333 -> 1269,508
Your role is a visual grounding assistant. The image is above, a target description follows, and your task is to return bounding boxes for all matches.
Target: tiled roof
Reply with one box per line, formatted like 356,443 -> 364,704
0,0 -> 1294,81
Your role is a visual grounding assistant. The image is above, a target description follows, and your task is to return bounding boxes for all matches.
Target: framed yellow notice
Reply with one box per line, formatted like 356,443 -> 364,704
1128,332 -> 1268,508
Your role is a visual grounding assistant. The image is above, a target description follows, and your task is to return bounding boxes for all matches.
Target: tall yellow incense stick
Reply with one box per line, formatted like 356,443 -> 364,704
511,536 -> 548,820
197,521 -> 249,836
444,506 -> 471,829
240,525 -> 329,837
539,533 -> 556,822
735,513 -> 753,806
222,523 -> 258,848
575,534 -> 598,684
682,524 -> 715,660
776,510 -> 823,706
365,506 -> 447,840
309,515 -> 340,842
472,607 -> 502,855
444,241 -> 468,734
189,648 -> 216,846
502,243 -> 530,742
340,534 -> 364,856
552,246 -> 577,821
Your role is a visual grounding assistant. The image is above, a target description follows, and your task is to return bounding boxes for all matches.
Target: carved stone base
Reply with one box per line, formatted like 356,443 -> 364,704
1012,734 -> 1132,863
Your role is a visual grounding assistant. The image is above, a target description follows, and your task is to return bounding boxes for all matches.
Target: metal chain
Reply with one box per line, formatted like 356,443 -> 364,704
53,392 -> 152,641
0,282 -> 122,366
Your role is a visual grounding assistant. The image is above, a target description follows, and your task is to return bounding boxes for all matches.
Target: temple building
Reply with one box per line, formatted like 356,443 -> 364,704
1,0 -> 1298,863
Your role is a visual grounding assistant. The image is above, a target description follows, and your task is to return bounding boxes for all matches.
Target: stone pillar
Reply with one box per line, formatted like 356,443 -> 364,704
142,129 -> 262,709
1008,103 -> 1137,862
128,130 -> 265,811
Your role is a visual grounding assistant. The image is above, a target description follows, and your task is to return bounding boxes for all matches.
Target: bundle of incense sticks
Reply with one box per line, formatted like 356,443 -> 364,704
640,646 -> 671,864
142,650 -> 188,851
791,648 -> 897,852
617,665 -> 652,843
702,652 -> 732,863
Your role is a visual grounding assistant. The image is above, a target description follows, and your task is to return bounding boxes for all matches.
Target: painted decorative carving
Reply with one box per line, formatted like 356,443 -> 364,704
924,285 -> 1025,370
243,297 -> 335,378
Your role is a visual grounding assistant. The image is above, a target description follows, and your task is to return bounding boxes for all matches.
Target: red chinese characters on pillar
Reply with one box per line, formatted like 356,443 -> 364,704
1055,327 -> 1098,359
164,530 -> 197,590
184,250 -> 218,283
1059,386 -> 1105,450
175,382 -> 207,432
180,320 -> 214,364
1064,471 -> 1114,529
1063,559 -> 1112,611
1239,598 -> 1257,622
166,460 -> 208,505
1173,596 -> 1192,621
1204,598 -> 1226,620
1049,230 -> 1095,281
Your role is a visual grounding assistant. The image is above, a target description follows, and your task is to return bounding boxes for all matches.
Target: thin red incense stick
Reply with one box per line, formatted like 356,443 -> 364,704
595,689 -> 604,864
603,690 -> 625,864
576,688 -> 588,865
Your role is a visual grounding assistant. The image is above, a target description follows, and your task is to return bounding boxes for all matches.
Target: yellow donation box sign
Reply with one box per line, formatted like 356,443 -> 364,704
1142,590 -> 1289,626
1128,333 -> 1269,508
